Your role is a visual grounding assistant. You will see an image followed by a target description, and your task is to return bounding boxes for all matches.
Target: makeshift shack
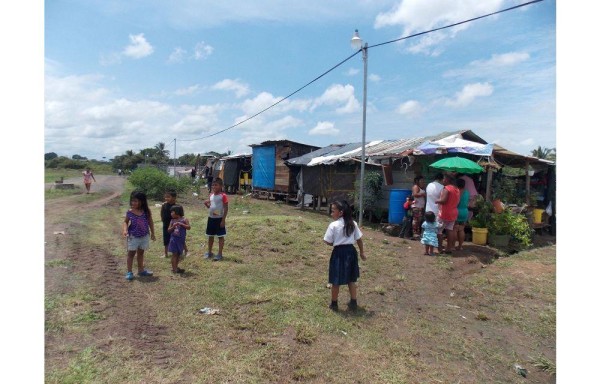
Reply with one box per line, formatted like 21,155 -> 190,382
219,153 -> 253,194
284,130 -> 555,231
250,140 -> 319,200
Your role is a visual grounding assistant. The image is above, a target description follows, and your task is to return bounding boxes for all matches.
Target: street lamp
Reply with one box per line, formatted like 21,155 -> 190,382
351,29 -> 368,227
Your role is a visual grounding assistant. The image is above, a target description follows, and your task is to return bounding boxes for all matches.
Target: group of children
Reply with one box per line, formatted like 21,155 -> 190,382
122,178 -> 229,280
122,178 -> 368,312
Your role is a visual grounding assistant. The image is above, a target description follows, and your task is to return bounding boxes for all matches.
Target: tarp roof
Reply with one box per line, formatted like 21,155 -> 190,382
284,129 -> 554,169
291,130 -> 482,166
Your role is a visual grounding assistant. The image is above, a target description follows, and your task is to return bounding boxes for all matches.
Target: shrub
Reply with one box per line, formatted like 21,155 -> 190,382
128,167 -> 191,201
349,171 -> 384,222
488,209 -> 533,247
507,212 -> 534,248
469,197 -> 494,228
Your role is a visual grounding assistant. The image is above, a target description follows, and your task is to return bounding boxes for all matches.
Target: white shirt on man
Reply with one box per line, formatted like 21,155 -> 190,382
426,181 -> 444,215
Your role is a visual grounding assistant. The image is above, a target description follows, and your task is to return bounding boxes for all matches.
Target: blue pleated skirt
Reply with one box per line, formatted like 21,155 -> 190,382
328,244 -> 360,285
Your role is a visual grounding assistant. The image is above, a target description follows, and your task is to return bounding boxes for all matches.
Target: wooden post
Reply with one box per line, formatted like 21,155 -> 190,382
525,160 -> 531,204
300,193 -> 305,210
317,195 -> 322,210
485,167 -> 493,202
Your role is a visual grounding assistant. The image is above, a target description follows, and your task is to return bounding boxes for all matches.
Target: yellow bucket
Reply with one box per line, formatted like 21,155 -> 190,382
533,208 -> 544,224
472,227 -> 488,245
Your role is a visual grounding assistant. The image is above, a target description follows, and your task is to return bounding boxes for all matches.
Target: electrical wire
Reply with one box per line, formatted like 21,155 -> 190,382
178,0 -> 544,143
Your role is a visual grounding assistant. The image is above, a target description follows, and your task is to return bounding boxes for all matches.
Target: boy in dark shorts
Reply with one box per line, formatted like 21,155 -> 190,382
203,178 -> 228,261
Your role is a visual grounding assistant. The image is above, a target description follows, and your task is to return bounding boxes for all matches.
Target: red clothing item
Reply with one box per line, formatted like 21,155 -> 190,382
439,185 -> 460,221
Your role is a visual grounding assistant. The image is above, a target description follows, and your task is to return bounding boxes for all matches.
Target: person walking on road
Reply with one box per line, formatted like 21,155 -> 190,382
82,168 -> 96,194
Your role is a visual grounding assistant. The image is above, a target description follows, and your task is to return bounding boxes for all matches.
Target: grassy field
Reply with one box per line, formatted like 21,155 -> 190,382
44,165 -> 114,183
45,180 -> 556,383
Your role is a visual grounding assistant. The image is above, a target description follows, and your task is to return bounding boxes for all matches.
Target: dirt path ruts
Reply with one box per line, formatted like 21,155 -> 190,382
45,175 -> 180,373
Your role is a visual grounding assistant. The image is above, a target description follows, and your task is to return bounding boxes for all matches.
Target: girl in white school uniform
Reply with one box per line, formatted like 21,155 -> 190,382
323,200 -> 367,312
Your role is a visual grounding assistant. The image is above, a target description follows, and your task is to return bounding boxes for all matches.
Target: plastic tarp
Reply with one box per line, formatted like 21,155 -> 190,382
413,134 -> 494,156
252,145 -> 275,189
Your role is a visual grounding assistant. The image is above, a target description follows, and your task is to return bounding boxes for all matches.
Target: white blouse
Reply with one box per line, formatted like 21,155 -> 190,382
324,218 -> 363,246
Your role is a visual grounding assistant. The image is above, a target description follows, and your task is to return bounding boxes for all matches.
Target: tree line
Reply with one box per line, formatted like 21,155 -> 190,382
45,142 -> 231,172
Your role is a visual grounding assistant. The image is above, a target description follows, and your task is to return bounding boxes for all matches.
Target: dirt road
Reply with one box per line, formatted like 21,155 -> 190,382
45,175 -> 180,376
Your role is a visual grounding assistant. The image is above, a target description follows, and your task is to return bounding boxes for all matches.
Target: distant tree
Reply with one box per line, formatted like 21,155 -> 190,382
45,152 -> 58,161
72,154 -> 88,160
177,153 -> 197,165
112,150 -> 143,171
205,150 -> 230,158
531,146 -> 556,161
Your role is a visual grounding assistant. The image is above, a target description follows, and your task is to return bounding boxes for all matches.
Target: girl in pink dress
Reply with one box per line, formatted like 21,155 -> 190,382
82,168 -> 96,193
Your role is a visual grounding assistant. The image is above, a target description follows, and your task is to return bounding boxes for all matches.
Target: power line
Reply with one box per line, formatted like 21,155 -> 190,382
179,0 -> 544,143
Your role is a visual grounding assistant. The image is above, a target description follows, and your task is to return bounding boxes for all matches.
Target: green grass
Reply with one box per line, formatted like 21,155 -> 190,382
46,347 -> 99,384
45,187 -> 82,199
45,259 -> 74,268
45,184 -> 556,383
45,289 -> 104,334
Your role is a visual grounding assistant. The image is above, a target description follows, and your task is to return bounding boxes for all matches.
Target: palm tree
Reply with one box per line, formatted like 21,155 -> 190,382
155,142 -> 170,159
531,146 -> 556,161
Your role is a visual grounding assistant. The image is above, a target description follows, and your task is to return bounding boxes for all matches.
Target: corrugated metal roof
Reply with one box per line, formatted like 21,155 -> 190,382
290,131 -> 472,166
306,141 -> 380,166
221,153 -> 252,160
249,139 -> 319,149
284,144 -> 347,166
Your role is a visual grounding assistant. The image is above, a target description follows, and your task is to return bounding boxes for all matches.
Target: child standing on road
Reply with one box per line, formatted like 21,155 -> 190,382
323,200 -> 366,312
168,205 -> 190,274
203,178 -> 228,261
161,190 -> 188,258
122,191 -> 155,280
421,211 -> 441,256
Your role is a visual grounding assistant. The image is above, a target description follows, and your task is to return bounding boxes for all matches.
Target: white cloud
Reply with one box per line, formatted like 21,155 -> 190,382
445,82 -> 494,107
175,84 -> 200,96
374,0 -> 505,55
309,121 -> 339,136
345,68 -> 360,76
99,52 -> 121,66
311,84 -> 360,114
240,92 -> 284,115
395,100 -> 425,117
239,92 -> 309,116
212,79 -> 250,98
170,105 -> 222,134
375,0 -> 504,31
369,74 -> 381,82
407,32 -> 446,56
443,51 -> 532,79
123,33 -> 154,59
168,47 -> 187,63
472,52 -> 530,67
194,41 -> 214,60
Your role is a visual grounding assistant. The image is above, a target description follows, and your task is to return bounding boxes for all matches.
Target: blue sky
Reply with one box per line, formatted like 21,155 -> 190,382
43,0 -> 556,161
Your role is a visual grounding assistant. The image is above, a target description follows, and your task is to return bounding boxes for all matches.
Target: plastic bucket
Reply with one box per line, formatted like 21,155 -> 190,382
472,227 -> 488,245
388,189 -> 412,224
533,208 -> 544,224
